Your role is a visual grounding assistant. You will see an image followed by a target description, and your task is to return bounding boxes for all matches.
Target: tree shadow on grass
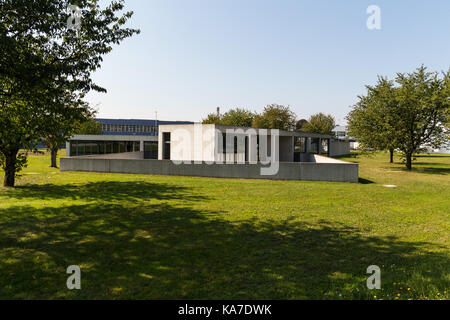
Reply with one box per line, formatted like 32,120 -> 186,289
0,200 -> 448,300
5,181 -> 209,202
414,154 -> 450,159
389,165 -> 450,176
414,167 -> 450,175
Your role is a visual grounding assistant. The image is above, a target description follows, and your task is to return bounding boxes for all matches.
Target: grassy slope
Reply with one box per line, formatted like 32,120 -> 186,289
0,151 -> 448,300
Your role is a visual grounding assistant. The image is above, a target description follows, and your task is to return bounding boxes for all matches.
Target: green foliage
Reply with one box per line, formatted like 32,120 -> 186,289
394,67 -> 449,158
202,113 -> 222,124
347,77 -> 398,152
347,66 -> 450,170
0,151 -> 27,177
75,116 -> 103,135
202,108 -> 255,127
221,108 -> 255,127
252,104 -> 297,131
295,119 -> 309,132
0,0 -> 139,186
302,113 -> 336,135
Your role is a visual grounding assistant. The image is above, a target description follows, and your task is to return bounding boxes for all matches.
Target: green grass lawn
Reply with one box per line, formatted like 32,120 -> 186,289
0,151 -> 448,300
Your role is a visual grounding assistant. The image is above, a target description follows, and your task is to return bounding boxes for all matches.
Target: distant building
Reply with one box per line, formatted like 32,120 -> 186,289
66,118 -> 193,158
333,125 -> 348,139
332,125 -> 359,150
96,118 -> 193,136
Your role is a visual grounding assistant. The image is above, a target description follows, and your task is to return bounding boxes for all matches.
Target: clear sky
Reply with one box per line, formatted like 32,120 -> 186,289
87,0 -> 450,124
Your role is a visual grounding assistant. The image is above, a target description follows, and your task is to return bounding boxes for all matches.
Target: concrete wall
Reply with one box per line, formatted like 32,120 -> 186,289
279,136 -> 294,162
60,157 -> 359,183
329,140 -> 351,157
158,124 -> 306,164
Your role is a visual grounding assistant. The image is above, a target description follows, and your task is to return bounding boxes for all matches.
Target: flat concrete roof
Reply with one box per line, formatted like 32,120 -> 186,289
159,124 -> 333,139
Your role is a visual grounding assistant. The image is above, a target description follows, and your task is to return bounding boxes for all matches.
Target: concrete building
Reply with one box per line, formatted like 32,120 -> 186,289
333,125 -> 359,150
65,134 -> 158,158
62,123 -> 357,183
157,124 -> 349,163
66,118 -> 193,158
95,118 -> 193,136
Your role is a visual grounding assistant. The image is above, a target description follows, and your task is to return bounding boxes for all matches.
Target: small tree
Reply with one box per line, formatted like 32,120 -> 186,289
302,113 -> 336,135
44,104 -> 96,168
221,108 -> 255,127
202,113 -> 222,125
202,108 -> 255,127
75,117 -> 103,135
252,104 -> 296,131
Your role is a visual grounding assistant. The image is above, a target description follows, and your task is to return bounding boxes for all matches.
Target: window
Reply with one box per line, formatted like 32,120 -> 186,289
294,137 -> 307,153
144,141 -> 158,159
71,141 -> 77,156
162,133 -> 171,160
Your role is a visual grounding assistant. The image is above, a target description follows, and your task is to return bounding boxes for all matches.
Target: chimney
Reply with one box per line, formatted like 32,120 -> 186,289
217,107 -> 220,117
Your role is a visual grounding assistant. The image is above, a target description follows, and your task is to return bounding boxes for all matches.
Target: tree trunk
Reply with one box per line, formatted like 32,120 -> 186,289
406,152 -> 413,170
50,147 -> 58,168
3,150 -> 18,188
389,149 -> 394,164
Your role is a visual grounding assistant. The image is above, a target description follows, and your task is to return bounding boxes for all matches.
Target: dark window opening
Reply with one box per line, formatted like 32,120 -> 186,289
163,132 -> 171,160
144,141 -> 158,159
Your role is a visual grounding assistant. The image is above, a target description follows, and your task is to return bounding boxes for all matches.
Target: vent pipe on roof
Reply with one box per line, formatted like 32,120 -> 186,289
155,111 -> 158,136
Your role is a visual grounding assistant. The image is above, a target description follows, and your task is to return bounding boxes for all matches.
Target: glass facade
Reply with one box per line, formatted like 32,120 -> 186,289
70,140 -> 141,157
100,123 -> 158,134
144,141 -> 158,159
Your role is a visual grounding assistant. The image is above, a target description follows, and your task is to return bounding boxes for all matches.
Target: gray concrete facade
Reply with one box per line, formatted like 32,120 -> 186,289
62,125 -> 356,182
157,124 -> 350,163
60,154 -> 359,183
329,139 -> 351,157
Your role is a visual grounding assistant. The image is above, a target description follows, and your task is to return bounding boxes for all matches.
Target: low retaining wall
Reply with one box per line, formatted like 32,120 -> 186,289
60,156 -> 359,183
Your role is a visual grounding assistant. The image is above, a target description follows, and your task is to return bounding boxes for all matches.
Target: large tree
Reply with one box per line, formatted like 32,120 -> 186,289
347,77 -> 399,163
302,113 -> 336,135
252,104 -> 296,131
347,66 -> 450,170
0,0 -> 139,186
394,67 -> 449,169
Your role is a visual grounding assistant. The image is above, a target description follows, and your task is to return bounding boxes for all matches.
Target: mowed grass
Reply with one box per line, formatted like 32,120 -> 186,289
0,151 -> 448,300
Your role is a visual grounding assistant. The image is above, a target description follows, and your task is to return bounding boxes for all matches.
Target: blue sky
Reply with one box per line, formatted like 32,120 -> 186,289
87,0 -> 450,124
